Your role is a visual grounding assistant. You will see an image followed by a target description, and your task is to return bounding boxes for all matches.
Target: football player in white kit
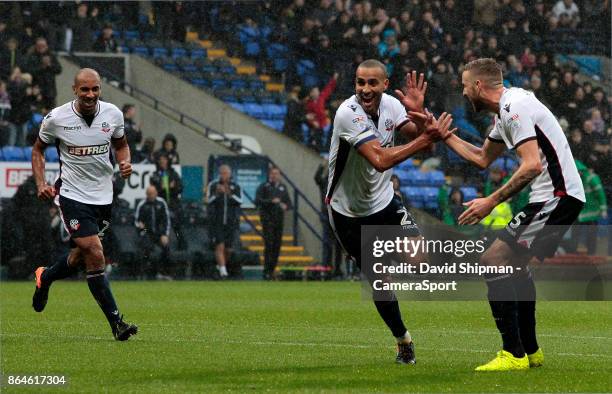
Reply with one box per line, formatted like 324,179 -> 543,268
31,68 -> 138,341
326,60 -> 454,364
440,58 -> 585,370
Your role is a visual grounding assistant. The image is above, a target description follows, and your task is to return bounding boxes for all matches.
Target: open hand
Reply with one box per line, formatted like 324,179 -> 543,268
408,110 -> 455,142
395,71 -> 427,113
458,197 -> 496,225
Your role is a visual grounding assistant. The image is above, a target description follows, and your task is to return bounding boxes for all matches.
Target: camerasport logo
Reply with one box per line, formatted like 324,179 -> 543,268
69,219 -> 80,231
101,122 -> 111,133
67,143 -> 110,156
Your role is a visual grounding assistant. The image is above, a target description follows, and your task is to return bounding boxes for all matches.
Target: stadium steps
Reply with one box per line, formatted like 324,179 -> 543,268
239,214 -> 320,274
186,32 -> 285,92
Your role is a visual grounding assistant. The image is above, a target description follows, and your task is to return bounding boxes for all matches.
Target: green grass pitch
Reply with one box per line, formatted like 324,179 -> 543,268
1,281 -> 611,393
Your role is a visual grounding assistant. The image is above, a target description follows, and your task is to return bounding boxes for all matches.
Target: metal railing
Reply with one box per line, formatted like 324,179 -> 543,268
65,53 -> 325,252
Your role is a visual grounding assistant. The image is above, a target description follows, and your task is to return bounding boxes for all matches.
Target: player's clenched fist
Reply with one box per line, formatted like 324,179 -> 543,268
119,160 -> 132,179
37,184 -> 56,200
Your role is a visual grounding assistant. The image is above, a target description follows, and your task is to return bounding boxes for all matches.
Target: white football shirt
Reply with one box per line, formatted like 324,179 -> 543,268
488,88 -> 585,203
38,100 -> 125,205
326,93 -> 410,217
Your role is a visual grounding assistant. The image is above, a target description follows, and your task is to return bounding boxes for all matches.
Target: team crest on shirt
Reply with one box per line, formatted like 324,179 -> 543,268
101,122 -> 111,133
69,219 -> 80,231
385,118 -> 395,131
352,115 -> 366,123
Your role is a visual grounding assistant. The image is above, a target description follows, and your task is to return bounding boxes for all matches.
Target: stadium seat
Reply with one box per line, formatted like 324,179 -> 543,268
426,170 -> 446,187
44,147 -> 59,162
23,146 -> 33,161
122,30 -> 139,40
171,47 -> 187,59
229,76 -> 249,90
460,186 -> 478,201
228,102 -> 245,112
245,41 -> 261,57
394,169 -> 411,184
396,159 -> 416,170
243,103 -> 265,119
189,47 -> 207,59
2,146 -> 25,161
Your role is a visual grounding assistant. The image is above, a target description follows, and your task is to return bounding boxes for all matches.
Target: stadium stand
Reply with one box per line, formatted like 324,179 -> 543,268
0,1 -> 610,280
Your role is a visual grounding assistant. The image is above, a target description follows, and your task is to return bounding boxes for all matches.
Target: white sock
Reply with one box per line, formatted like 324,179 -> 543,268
219,265 -> 228,276
396,330 -> 412,344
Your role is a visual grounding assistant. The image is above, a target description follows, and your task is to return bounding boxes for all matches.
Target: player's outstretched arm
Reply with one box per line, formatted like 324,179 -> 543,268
31,138 -> 55,200
357,112 -> 453,172
457,140 -> 542,225
444,134 -> 505,170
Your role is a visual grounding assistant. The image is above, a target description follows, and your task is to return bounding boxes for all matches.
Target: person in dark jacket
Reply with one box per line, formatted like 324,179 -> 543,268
135,186 -> 172,279
255,166 -> 292,280
122,104 -> 142,155
149,154 -> 184,248
21,37 -> 62,108
93,24 -> 118,53
206,164 -> 242,278
154,133 -> 180,165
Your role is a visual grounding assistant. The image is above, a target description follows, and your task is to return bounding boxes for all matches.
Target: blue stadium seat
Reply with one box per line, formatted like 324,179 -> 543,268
460,186 -> 478,201
262,104 -> 286,120
296,59 -> 315,77
171,47 -> 187,59
402,187 -> 423,209
230,77 -> 248,90
2,146 -> 25,161
45,147 -> 59,163
261,119 -> 276,129
151,47 -> 168,58
249,80 -> 265,90
422,187 -> 440,210
23,146 -> 33,161
190,48 -> 207,59
245,41 -> 261,57
426,170 -> 446,187
396,159 -> 416,170
123,30 -> 139,40
243,103 -> 264,119
228,102 -> 245,112
394,169 -> 411,184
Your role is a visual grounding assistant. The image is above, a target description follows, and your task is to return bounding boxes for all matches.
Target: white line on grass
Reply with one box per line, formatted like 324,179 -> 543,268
10,319 -> 611,341
2,333 -> 611,359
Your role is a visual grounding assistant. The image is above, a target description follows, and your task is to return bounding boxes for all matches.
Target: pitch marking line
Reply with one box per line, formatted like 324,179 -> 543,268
2,333 -> 611,359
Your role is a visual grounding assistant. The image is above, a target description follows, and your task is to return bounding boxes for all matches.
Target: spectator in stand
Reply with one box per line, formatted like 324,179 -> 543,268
122,104 -> 142,155
390,174 -> 410,208
0,37 -> 23,80
256,166 -> 291,280
149,154 -> 184,249
135,185 -> 173,280
569,128 -> 591,164
590,88 -> 610,122
93,24 -> 118,53
0,79 -> 13,145
206,164 -> 242,279
134,136 -> 156,164
22,37 -> 61,108
442,187 -> 465,226
560,70 -> 579,99
305,72 -> 338,151
282,85 -> 306,142
68,3 -> 97,52
575,160 -> 607,255
552,0 -> 580,29
588,108 -> 606,136
154,133 -> 180,165
6,67 -> 31,146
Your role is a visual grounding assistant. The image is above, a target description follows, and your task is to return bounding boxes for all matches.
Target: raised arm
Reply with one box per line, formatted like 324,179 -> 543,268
444,134 -> 506,170
357,112 -> 454,172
